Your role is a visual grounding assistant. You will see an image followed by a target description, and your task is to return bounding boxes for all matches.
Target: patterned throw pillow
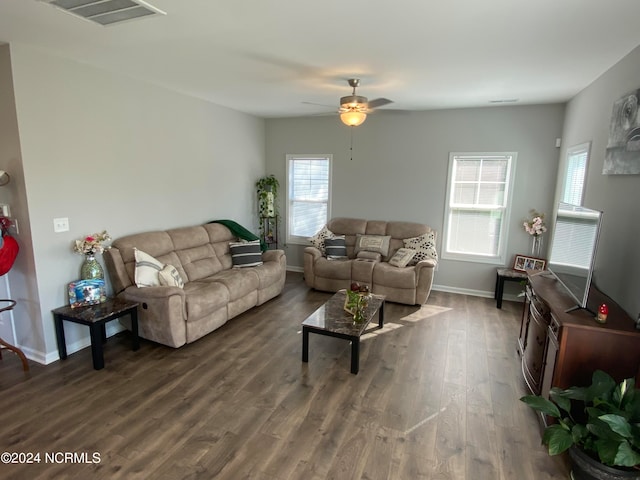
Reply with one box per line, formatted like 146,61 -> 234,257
403,232 -> 438,265
158,264 -> 184,288
324,236 -> 348,260
309,225 -> 335,254
134,248 -> 164,287
354,234 -> 391,257
229,240 -> 263,268
388,248 -> 416,268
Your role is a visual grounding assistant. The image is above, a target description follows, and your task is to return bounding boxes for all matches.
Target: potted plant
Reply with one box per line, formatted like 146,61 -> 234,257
256,175 -> 279,244
520,370 -> 640,479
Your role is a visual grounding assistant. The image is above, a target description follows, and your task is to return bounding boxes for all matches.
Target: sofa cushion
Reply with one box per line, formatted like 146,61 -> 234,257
229,240 -> 263,268
403,232 -> 438,265
355,234 -> 391,256
373,262 -> 417,289
183,281 -> 229,320
389,248 -> 416,268
158,264 -> 185,288
309,225 -> 334,253
325,236 -> 348,260
134,248 -> 164,287
206,269 -> 260,301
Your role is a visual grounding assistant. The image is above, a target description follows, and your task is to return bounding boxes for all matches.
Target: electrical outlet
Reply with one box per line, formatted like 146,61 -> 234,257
53,217 -> 69,233
0,204 -> 10,217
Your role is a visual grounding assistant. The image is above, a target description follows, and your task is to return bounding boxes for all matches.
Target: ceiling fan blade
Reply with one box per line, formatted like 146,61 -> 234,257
302,101 -> 337,109
367,98 -> 394,109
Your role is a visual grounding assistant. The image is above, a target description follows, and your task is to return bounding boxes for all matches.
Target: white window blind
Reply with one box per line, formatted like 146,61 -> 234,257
550,206 -> 599,268
562,143 -> 589,206
443,153 -> 516,263
286,155 -> 332,243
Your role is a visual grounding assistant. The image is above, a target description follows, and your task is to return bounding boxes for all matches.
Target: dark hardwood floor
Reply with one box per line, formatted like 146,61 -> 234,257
0,272 -> 569,479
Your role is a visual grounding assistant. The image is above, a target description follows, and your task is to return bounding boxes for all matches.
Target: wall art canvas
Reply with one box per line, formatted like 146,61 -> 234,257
603,88 -> 640,174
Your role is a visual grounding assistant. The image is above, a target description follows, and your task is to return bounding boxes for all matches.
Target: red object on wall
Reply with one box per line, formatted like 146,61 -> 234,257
0,235 -> 19,275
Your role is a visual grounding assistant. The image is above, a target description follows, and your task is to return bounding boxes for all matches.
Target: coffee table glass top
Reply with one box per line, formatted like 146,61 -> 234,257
302,290 -> 385,336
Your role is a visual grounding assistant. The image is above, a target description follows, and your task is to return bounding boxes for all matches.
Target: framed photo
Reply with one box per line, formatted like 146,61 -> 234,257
513,254 -> 546,272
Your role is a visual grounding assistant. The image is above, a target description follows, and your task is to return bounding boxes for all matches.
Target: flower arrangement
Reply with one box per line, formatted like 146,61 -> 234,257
73,231 -> 111,256
523,210 -> 547,236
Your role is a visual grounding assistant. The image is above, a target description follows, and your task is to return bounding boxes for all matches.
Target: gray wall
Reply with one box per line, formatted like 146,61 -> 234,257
2,43 -> 265,363
266,104 -> 565,296
557,44 -> 640,318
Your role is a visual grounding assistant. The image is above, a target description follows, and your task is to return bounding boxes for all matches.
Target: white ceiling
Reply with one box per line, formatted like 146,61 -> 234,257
1,0 -> 640,118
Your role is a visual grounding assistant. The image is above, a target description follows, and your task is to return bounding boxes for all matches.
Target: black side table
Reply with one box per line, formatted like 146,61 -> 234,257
52,298 -> 139,370
494,268 -> 528,309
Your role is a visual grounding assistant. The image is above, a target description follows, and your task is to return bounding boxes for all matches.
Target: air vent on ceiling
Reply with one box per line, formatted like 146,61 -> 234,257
39,0 -> 166,26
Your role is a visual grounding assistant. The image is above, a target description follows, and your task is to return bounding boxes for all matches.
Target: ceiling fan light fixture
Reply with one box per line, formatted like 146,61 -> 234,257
340,95 -> 368,109
340,110 -> 367,127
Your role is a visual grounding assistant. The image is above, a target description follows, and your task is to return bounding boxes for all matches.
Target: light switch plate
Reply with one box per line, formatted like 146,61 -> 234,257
0,204 -> 9,217
53,217 -> 69,233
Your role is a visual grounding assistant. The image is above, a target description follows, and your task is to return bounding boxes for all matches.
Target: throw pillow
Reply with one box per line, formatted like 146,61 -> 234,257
158,264 -> 184,288
229,240 -> 263,268
403,232 -> 438,265
324,236 -> 348,260
134,248 -> 164,287
389,248 -> 417,268
354,234 -> 391,257
309,225 -> 334,254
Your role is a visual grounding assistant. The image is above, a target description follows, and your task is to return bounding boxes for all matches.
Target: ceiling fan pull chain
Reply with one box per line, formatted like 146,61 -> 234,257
350,127 -> 354,161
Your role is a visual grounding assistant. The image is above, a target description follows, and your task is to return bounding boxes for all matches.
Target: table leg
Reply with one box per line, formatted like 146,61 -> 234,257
351,338 -> 360,374
496,276 -> 505,309
378,300 -> 385,328
130,308 -> 140,351
302,327 -> 309,363
89,323 -> 105,370
54,314 -> 68,360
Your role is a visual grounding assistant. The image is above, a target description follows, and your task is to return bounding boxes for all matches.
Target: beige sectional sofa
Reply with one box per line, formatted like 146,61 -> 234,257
303,218 -> 437,305
104,222 -> 286,348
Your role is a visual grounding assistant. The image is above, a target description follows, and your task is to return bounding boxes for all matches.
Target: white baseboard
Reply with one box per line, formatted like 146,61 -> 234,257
432,284 -> 523,303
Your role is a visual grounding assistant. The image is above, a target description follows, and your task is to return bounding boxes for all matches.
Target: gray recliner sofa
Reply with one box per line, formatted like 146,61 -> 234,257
104,222 -> 286,348
303,218 -> 437,305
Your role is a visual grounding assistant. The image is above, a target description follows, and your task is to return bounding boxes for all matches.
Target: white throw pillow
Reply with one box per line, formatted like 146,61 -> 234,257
309,225 -> 335,254
403,232 -> 438,265
134,248 -> 164,287
158,264 -> 184,288
389,248 -> 416,268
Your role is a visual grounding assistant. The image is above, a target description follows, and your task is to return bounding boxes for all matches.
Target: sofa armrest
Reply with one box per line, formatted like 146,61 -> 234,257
414,259 -> 437,304
303,246 -> 323,288
262,249 -> 285,263
123,285 -> 186,300
304,246 -> 322,260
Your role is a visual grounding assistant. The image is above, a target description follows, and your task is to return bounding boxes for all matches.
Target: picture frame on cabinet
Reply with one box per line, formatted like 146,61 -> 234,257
514,254 -> 546,272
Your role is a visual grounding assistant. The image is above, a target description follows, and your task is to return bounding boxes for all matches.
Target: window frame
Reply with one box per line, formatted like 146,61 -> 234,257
441,152 -> 517,265
285,154 -> 333,245
561,142 -> 590,206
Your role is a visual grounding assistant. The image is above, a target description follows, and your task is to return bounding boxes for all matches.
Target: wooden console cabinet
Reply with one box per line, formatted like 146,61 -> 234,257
518,272 -> 640,401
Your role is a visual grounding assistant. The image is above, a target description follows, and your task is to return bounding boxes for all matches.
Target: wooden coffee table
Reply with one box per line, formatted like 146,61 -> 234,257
301,290 -> 385,374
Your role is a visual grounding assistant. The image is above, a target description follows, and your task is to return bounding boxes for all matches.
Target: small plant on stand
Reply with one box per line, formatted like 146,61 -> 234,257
256,175 -> 279,242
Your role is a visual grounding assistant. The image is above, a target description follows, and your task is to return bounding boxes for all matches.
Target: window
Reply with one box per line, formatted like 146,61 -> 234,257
442,152 -> 516,264
286,154 -> 332,244
561,142 -> 590,206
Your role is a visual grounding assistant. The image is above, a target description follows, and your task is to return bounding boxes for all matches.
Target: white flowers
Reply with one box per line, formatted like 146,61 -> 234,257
523,211 -> 547,236
73,231 -> 111,256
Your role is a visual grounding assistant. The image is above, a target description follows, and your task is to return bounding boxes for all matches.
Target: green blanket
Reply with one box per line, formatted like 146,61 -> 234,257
208,219 -> 267,252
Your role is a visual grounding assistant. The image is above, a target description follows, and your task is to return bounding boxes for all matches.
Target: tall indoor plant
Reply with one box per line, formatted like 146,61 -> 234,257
256,174 -> 279,242
520,370 -> 640,479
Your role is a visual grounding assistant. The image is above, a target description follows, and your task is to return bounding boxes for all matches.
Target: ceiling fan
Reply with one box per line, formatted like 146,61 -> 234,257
338,79 -> 393,126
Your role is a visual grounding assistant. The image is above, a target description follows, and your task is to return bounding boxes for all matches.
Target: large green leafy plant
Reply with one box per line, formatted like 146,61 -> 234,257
521,370 -> 640,469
